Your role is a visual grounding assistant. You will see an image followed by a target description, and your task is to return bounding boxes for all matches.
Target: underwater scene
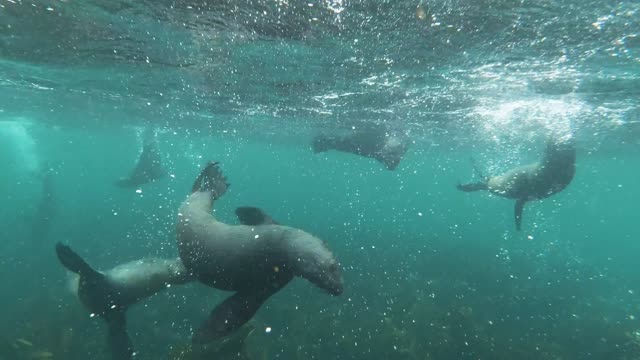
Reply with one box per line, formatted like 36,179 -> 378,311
1,0 -> 639,359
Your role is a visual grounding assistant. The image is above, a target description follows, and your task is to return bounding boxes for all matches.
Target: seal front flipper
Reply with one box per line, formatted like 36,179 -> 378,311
104,310 -> 134,360
235,207 -> 279,225
514,199 -> 526,231
191,162 -> 230,199
193,283 -> 289,344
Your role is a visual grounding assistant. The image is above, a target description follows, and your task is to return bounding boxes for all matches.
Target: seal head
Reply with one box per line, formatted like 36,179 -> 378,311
284,230 -> 343,296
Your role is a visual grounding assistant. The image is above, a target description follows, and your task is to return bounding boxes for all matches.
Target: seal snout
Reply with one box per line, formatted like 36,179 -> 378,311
327,280 -> 344,296
324,264 -> 345,296
302,259 -> 345,296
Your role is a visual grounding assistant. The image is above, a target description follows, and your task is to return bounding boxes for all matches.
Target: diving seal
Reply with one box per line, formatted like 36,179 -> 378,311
176,162 -> 344,344
115,127 -> 166,188
457,136 -> 576,230
55,243 -> 193,360
312,123 -> 409,170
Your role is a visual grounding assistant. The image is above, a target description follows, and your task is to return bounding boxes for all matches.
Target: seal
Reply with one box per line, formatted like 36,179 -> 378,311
457,136 -> 576,230
55,243 -> 194,360
312,123 -> 409,170
115,127 -> 166,188
176,162 -> 344,344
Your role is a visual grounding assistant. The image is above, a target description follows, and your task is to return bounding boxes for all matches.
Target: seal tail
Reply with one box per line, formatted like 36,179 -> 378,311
191,162 -> 230,199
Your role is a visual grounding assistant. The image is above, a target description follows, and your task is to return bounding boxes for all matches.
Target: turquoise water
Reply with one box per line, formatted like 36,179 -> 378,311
1,1 -> 639,359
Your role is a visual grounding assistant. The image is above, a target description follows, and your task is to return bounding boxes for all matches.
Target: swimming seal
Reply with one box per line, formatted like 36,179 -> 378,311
176,162 -> 344,344
457,136 -> 576,230
55,243 -> 193,360
115,127 -> 166,188
312,123 -> 409,170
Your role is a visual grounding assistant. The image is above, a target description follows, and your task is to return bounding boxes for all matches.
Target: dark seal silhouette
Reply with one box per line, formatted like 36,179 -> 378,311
312,123 -> 409,170
115,127 -> 166,188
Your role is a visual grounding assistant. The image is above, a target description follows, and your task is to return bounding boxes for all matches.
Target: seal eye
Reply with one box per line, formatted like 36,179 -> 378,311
328,263 -> 338,272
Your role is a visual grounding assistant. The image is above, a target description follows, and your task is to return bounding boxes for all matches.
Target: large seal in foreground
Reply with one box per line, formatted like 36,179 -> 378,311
176,162 -> 344,344
457,136 -> 576,230
55,243 -> 193,360
312,123 -> 409,170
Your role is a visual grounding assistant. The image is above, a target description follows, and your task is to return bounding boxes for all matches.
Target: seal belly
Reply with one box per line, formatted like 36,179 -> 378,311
487,164 -> 538,199
105,258 -> 191,306
177,207 -> 287,291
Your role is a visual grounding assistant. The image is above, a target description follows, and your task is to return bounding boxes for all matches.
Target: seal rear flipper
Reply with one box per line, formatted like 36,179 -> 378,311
55,243 -> 102,278
470,156 -> 489,182
191,162 -> 230,199
456,181 -> 488,192
514,199 -> 526,231
116,142 -> 166,188
104,310 -> 134,360
235,207 -> 279,225
193,285 -> 285,344
136,143 -> 166,179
